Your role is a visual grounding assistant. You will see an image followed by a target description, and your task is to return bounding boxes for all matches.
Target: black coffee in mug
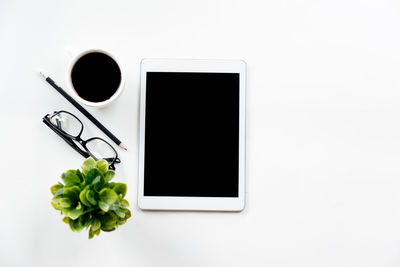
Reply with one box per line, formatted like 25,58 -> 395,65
71,52 -> 121,103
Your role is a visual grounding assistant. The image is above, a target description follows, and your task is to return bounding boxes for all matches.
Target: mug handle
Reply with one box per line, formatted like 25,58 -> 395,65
64,45 -> 77,58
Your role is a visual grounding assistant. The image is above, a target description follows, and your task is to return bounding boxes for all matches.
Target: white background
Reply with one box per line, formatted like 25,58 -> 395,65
1,0 -> 400,266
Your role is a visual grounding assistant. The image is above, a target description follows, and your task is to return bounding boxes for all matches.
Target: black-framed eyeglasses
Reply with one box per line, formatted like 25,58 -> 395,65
43,110 -> 120,170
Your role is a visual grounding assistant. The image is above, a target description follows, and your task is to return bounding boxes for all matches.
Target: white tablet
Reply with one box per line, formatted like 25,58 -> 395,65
138,59 -> 246,211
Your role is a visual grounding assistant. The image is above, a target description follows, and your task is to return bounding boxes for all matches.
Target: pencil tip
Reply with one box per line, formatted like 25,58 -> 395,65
119,143 -> 127,151
38,71 -> 47,80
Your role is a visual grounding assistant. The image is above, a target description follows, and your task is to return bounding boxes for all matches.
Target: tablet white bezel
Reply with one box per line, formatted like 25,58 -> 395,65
138,59 -> 246,211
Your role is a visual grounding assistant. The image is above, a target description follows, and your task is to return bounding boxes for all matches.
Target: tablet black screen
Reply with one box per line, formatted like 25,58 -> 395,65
144,72 -> 239,197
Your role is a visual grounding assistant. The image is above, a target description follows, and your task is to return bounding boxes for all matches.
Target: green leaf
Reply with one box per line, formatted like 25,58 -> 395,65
61,170 -> 81,187
92,175 -> 104,191
51,197 -> 62,210
63,186 -> 80,202
99,188 -> 118,205
117,219 -> 127,226
50,184 -> 63,195
96,160 -> 108,175
91,218 -> 101,231
62,217 -> 69,224
69,220 -> 76,232
79,213 -> 91,228
76,169 -> 83,183
84,169 -> 101,186
100,212 -> 117,229
69,219 -> 84,232
89,227 -> 95,239
101,227 -> 116,232
64,207 -> 84,220
104,170 -> 115,182
109,204 -> 119,211
113,183 -> 127,198
99,201 -> 109,212
60,197 -> 72,208
86,190 -> 97,206
124,209 -> 131,219
121,199 -> 130,207
79,187 -> 91,207
54,187 -> 64,197
115,209 -> 125,218
92,176 -> 101,185
82,157 -> 96,175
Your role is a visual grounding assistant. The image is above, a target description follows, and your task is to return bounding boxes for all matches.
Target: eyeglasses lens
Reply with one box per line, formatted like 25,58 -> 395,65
50,112 -> 83,137
86,138 -> 116,163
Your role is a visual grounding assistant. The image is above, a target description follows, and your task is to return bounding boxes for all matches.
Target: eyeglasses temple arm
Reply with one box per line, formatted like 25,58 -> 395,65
43,118 -> 90,159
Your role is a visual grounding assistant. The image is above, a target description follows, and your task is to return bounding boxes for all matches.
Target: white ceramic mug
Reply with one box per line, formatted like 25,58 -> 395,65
67,48 -> 125,107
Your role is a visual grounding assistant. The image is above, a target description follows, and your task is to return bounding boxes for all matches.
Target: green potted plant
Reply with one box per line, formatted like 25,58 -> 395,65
50,157 -> 131,239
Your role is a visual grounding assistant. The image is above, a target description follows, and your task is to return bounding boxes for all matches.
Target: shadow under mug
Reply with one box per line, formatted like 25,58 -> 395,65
67,48 -> 125,107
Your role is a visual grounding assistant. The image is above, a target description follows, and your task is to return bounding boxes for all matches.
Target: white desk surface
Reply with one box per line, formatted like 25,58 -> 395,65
1,1 -> 400,266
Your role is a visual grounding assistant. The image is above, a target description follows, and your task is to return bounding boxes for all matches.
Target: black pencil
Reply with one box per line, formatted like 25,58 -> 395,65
39,71 -> 127,151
